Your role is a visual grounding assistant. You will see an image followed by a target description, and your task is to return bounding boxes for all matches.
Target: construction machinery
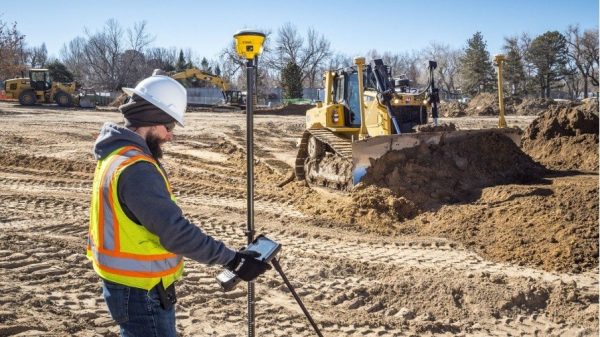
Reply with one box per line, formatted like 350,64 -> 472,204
3,69 -> 95,108
162,68 -> 245,108
294,57 -> 520,190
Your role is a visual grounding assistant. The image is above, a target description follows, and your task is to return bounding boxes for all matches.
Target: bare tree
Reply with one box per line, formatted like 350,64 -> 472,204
264,23 -> 331,87
565,25 -> 598,98
396,51 -> 423,86
326,53 -> 352,70
582,29 -> 599,88
563,55 -> 582,99
265,22 -> 303,70
519,33 -> 537,95
424,42 -> 462,94
60,36 -> 88,84
0,17 -> 26,80
61,19 -> 154,90
302,28 -> 332,87
29,43 -> 47,68
145,47 -> 178,71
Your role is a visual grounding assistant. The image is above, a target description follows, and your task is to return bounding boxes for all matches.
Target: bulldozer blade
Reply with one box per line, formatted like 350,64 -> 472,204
78,97 -> 96,108
351,128 -> 521,185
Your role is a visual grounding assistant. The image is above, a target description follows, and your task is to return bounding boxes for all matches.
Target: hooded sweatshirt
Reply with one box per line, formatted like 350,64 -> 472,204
92,122 -> 235,266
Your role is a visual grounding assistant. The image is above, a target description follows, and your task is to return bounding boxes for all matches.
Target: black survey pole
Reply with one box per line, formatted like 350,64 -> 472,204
233,29 -> 265,337
245,57 -> 256,337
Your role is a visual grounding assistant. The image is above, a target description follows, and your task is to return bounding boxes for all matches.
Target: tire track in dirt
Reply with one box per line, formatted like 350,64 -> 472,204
0,233 -> 118,336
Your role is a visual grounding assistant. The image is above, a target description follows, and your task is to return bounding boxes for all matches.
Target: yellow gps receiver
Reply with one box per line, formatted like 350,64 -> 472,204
233,30 -> 266,60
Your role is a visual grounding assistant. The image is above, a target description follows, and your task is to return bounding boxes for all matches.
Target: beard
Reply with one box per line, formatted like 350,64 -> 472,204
146,133 -> 165,159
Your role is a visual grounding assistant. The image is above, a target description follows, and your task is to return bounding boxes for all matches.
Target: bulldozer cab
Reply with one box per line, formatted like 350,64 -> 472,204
333,70 -> 362,128
29,69 -> 51,91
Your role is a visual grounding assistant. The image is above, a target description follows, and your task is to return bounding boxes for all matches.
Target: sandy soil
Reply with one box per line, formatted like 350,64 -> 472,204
0,101 -> 597,336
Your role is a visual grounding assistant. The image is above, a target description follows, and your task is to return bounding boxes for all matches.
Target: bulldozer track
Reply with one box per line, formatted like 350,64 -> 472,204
295,128 -> 353,181
307,128 -> 354,159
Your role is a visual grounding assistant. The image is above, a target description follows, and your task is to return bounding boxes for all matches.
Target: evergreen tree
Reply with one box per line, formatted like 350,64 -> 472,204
200,57 -> 211,73
281,61 -> 303,99
460,32 -> 496,95
502,37 -> 527,96
526,31 -> 569,98
47,60 -> 74,83
175,50 -> 186,71
214,64 -> 221,77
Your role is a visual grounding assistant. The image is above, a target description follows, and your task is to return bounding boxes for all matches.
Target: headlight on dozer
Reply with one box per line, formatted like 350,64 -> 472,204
332,111 -> 339,124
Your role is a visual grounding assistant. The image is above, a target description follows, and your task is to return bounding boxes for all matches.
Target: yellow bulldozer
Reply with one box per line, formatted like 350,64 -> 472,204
294,57 -> 520,189
3,69 -> 95,108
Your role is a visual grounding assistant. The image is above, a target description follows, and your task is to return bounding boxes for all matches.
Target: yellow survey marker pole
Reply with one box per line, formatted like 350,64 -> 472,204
354,57 -> 368,140
494,54 -> 508,128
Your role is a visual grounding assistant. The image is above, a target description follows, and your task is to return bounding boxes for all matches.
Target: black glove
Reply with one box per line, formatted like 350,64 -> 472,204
225,249 -> 271,282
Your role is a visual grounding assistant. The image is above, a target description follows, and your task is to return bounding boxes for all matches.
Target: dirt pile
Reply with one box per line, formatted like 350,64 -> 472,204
466,93 -> 499,116
408,176 -> 599,273
515,97 -> 563,116
465,93 -> 521,116
358,132 -> 545,219
522,102 -> 599,171
438,101 -> 466,117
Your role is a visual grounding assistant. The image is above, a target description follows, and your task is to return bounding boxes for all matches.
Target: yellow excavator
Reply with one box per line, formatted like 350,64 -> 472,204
3,69 -> 95,107
294,57 -> 520,189
161,68 -> 245,108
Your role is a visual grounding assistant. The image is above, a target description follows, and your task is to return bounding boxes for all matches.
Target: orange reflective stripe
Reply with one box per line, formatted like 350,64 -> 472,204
96,245 -> 177,261
90,229 -> 178,262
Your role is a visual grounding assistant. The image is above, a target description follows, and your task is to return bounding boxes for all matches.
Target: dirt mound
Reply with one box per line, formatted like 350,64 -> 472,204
522,103 -> 599,171
465,93 -> 520,116
515,97 -> 562,116
439,101 -> 466,117
408,175 -> 599,273
358,132 -> 545,219
256,104 -> 312,115
466,93 -> 499,116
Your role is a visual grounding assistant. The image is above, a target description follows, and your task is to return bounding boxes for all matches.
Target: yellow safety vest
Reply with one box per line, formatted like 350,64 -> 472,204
87,145 -> 183,290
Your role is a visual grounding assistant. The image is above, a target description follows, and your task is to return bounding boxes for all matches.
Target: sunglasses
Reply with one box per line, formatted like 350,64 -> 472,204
164,122 -> 176,133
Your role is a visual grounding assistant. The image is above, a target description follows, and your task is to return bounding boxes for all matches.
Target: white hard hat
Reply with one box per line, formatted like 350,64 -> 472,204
122,75 -> 187,127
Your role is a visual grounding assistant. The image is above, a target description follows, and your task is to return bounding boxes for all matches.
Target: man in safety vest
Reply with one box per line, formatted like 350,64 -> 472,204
88,74 -> 270,337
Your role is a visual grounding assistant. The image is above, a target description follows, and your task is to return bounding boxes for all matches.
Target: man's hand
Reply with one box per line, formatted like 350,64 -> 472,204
225,249 -> 271,282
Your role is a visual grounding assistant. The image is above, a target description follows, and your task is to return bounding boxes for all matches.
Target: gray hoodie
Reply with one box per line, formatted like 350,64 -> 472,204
93,122 -> 235,266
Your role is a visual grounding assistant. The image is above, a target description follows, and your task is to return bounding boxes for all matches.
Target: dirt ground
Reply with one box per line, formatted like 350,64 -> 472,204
0,101 -> 597,336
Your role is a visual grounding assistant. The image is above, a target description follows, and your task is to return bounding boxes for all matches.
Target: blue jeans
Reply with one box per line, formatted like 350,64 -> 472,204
102,280 -> 177,337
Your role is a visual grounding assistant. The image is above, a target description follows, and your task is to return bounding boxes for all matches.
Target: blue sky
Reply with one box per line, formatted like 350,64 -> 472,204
2,0 -> 598,61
